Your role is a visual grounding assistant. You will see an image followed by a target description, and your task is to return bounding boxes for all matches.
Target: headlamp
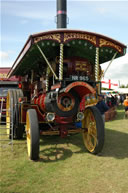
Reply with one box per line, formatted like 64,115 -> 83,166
46,113 -> 55,122
77,112 -> 84,121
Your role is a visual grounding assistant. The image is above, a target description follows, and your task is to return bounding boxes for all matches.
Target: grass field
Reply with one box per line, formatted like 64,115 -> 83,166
0,105 -> 128,193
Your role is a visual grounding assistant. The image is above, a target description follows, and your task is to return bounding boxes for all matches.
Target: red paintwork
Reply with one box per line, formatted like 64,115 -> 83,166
21,104 -> 46,123
0,68 -> 20,118
30,81 -> 96,124
64,81 -> 96,98
36,93 -> 46,112
59,126 -> 68,138
55,115 -> 73,124
51,83 -> 61,90
79,96 -> 86,111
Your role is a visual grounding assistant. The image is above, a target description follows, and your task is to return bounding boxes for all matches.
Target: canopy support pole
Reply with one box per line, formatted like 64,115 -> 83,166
101,52 -> 118,79
36,44 -> 58,80
95,47 -> 99,82
31,70 -> 34,84
46,67 -> 49,92
59,43 -> 64,81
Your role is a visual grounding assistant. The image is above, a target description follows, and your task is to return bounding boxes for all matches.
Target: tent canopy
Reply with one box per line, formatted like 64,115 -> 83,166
114,88 -> 128,94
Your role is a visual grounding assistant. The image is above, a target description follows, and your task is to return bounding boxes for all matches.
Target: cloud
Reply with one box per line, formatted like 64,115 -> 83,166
1,1 -> 55,20
0,51 -> 9,60
0,60 -> 13,68
92,1 -> 128,22
20,19 -> 29,25
1,36 -> 25,43
96,7 -> 107,15
0,51 -> 14,67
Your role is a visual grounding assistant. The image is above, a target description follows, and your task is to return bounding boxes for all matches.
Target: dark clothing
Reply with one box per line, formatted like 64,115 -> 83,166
125,107 -> 128,112
111,96 -> 116,106
96,100 -> 109,115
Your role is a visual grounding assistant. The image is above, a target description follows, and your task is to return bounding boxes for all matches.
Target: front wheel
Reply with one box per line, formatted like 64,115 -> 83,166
82,106 -> 104,154
26,109 -> 39,160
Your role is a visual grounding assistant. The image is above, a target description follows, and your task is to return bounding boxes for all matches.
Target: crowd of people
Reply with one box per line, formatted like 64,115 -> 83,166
95,93 -> 128,124
103,93 -> 128,108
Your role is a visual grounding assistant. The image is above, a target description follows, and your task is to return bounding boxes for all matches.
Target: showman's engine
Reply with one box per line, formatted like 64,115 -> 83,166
6,0 -> 127,160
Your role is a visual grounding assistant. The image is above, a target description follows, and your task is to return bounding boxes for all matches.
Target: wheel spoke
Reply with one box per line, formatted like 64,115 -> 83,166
83,130 -> 97,152
82,106 -> 104,154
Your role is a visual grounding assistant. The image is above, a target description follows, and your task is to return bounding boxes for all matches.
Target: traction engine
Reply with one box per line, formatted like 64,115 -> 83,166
6,0 -> 127,160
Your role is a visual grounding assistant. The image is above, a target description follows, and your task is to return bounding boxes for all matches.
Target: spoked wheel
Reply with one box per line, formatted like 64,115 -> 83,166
82,106 -> 104,154
26,109 -> 39,160
6,89 -> 24,139
13,89 -> 24,139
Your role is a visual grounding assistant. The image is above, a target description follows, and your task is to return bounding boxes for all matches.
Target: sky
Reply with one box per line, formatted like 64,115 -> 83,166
0,0 -> 128,86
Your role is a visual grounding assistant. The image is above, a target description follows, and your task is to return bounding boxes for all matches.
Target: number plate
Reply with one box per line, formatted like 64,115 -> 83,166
71,75 -> 89,81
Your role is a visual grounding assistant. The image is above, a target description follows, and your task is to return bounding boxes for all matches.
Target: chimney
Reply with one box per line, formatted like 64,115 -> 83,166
57,0 -> 67,28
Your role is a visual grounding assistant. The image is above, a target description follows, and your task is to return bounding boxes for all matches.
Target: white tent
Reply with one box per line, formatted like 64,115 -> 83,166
114,88 -> 128,94
101,53 -> 128,86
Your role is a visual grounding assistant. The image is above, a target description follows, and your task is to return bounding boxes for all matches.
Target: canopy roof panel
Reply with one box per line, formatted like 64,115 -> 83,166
8,29 -> 127,77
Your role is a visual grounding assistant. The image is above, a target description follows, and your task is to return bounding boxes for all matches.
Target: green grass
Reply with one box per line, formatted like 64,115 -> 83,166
0,105 -> 128,193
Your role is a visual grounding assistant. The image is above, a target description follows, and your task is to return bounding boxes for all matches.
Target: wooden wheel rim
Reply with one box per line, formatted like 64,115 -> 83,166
26,109 -> 39,160
82,108 -> 97,152
26,112 -> 31,157
6,92 -> 11,134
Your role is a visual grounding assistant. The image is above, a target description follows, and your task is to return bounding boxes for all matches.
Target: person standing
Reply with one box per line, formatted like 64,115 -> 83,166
123,96 -> 128,112
96,94 -> 109,124
120,94 -> 124,105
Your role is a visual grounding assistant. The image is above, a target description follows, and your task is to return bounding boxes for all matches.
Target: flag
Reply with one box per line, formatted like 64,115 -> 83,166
101,78 -> 119,89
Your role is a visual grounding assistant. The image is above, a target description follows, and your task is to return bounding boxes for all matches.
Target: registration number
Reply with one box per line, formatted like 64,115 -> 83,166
71,75 -> 89,81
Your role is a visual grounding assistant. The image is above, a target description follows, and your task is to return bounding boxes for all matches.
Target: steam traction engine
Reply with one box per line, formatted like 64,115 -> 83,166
6,1 -> 127,160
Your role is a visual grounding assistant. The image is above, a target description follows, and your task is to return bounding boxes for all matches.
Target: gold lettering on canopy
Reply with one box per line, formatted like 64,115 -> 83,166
99,38 -> 122,53
34,34 -> 61,43
64,33 -> 96,45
